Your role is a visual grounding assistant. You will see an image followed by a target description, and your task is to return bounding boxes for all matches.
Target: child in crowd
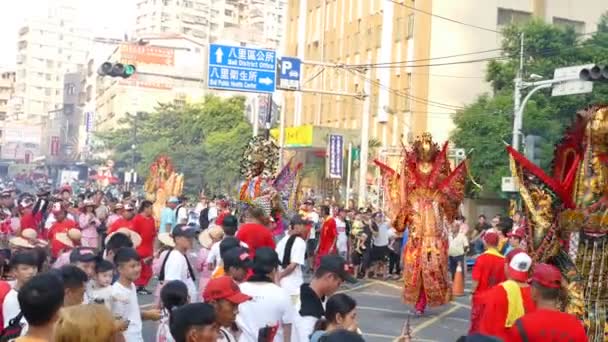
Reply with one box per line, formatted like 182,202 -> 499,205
111,247 -> 160,341
89,259 -> 115,310
156,280 -> 189,342
196,225 -> 223,296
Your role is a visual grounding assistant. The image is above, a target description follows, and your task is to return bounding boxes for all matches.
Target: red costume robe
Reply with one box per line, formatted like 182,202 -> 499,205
507,308 -> 587,342
132,214 -> 157,287
470,248 -> 507,333
315,217 -> 337,268
477,282 -> 536,341
48,219 -> 78,258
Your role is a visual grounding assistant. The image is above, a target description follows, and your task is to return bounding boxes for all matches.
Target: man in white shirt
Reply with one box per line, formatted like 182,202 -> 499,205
299,200 -> 319,271
448,222 -> 469,280
2,252 -> 38,334
276,215 -> 308,307
236,247 -> 295,342
162,224 -> 198,301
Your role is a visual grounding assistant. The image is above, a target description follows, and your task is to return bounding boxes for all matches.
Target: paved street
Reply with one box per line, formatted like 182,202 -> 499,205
139,276 -> 472,341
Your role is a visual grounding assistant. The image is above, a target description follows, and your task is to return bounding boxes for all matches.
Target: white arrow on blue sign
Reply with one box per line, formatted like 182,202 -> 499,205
208,44 -> 277,94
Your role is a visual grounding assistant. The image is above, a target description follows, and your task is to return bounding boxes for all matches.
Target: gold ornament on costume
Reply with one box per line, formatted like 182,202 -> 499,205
143,155 -> 184,223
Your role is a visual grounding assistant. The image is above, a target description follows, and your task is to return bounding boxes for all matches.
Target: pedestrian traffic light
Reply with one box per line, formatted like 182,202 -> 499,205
524,135 -> 543,165
579,65 -> 608,82
98,62 -> 136,78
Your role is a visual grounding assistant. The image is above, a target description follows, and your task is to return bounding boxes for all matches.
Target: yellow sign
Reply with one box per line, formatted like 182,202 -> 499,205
270,125 -> 314,147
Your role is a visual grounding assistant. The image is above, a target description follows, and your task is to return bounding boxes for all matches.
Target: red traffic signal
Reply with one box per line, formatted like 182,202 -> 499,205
98,62 -> 136,78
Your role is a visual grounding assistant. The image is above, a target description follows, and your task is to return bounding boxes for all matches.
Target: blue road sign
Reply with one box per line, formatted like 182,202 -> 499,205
208,44 -> 277,93
278,57 -> 301,90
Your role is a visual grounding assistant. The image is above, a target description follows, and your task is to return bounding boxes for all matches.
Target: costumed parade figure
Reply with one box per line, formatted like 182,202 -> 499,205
238,136 -> 302,223
143,155 -> 184,223
375,133 -> 468,314
507,104 -> 608,341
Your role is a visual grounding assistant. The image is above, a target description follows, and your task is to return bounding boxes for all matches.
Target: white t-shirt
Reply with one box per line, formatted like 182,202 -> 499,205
176,206 -> 188,224
275,235 -> 306,296
89,284 -> 113,310
206,241 -> 221,271
374,223 -> 390,247
218,327 -> 238,342
2,288 -> 27,335
163,250 -> 197,302
237,282 -> 296,342
335,218 -> 348,253
111,281 -> 143,342
303,211 -> 320,239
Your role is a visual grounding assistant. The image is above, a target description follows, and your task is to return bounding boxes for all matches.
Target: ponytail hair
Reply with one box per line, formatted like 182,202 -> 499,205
160,280 -> 189,313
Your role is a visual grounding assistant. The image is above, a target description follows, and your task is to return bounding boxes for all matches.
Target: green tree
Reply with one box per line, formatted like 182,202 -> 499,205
451,16 -> 608,197
96,95 -> 252,195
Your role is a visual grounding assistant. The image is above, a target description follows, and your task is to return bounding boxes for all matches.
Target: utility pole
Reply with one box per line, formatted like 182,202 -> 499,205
512,33 -> 524,151
358,67 -> 372,208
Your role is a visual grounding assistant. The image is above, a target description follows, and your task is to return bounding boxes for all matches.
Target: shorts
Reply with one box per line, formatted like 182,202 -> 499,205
372,245 -> 390,262
351,252 -> 363,266
306,238 -> 317,257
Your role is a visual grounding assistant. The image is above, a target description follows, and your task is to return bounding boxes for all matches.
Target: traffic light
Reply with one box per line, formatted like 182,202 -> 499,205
98,62 -> 136,78
579,65 -> 608,82
524,135 -> 543,165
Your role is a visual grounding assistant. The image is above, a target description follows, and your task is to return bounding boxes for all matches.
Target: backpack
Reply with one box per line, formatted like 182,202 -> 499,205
0,281 -> 12,335
0,312 -> 24,342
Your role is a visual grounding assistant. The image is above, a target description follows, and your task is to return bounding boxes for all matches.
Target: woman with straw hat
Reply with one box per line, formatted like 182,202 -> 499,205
79,199 -> 101,249
9,228 -> 48,252
196,225 -> 224,296
152,232 -> 176,306
52,228 -> 82,269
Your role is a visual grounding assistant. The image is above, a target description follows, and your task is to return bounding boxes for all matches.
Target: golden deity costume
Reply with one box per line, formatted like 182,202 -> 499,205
508,104 -> 608,341
143,155 -> 183,223
375,133 -> 468,311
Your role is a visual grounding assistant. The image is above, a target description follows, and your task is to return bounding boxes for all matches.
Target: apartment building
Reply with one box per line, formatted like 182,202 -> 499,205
12,1 -> 92,123
284,0 -> 605,147
134,0 -> 287,46
0,71 -> 15,121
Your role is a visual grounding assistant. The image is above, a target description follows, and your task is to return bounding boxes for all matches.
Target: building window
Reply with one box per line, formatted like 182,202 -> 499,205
497,8 -> 531,27
225,9 -> 233,16
65,83 -> 76,95
407,13 -> 415,39
553,17 -> 585,34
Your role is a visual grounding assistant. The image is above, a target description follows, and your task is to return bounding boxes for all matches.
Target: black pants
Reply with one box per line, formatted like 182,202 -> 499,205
388,240 -> 403,274
448,255 -> 465,279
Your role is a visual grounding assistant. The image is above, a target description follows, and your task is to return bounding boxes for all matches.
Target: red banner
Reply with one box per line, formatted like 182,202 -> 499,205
50,136 -> 60,156
119,44 -> 175,66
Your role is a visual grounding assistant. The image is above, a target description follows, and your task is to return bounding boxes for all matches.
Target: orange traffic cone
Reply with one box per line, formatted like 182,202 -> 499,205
453,262 -> 465,296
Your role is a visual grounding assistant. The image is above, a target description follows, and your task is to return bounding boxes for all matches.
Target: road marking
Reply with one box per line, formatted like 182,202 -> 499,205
444,316 -> 470,323
452,301 -> 472,309
356,291 -> 401,298
362,332 -> 397,340
338,282 -> 375,294
140,303 -> 155,309
412,305 -> 461,334
357,305 -> 409,315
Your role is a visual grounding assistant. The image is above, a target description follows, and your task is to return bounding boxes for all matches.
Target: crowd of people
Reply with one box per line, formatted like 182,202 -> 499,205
0,182 -> 588,342
0,185 -> 414,342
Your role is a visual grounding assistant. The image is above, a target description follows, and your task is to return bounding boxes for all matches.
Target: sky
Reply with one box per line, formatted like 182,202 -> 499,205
0,0 -> 135,68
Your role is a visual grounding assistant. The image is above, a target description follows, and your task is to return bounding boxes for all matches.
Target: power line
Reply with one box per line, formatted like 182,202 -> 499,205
345,69 -> 464,111
387,0 -> 502,34
347,48 -> 504,68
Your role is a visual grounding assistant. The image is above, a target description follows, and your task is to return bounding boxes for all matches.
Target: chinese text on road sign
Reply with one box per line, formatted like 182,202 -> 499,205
208,44 -> 277,93
278,57 -> 301,90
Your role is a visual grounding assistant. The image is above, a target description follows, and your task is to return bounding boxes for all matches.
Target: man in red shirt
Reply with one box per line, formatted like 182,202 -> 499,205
314,205 -> 337,269
108,203 -> 135,234
19,198 -> 42,232
477,250 -> 536,340
132,200 -> 157,294
470,231 -> 507,332
508,263 -> 587,342
236,207 -> 275,258
48,203 -> 78,259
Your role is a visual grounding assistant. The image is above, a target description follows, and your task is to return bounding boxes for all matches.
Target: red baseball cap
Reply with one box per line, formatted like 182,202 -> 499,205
483,231 -> 499,246
507,228 -> 525,239
202,276 -> 251,304
530,263 -> 562,289
506,251 -> 532,282
505,248 -> 525,263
